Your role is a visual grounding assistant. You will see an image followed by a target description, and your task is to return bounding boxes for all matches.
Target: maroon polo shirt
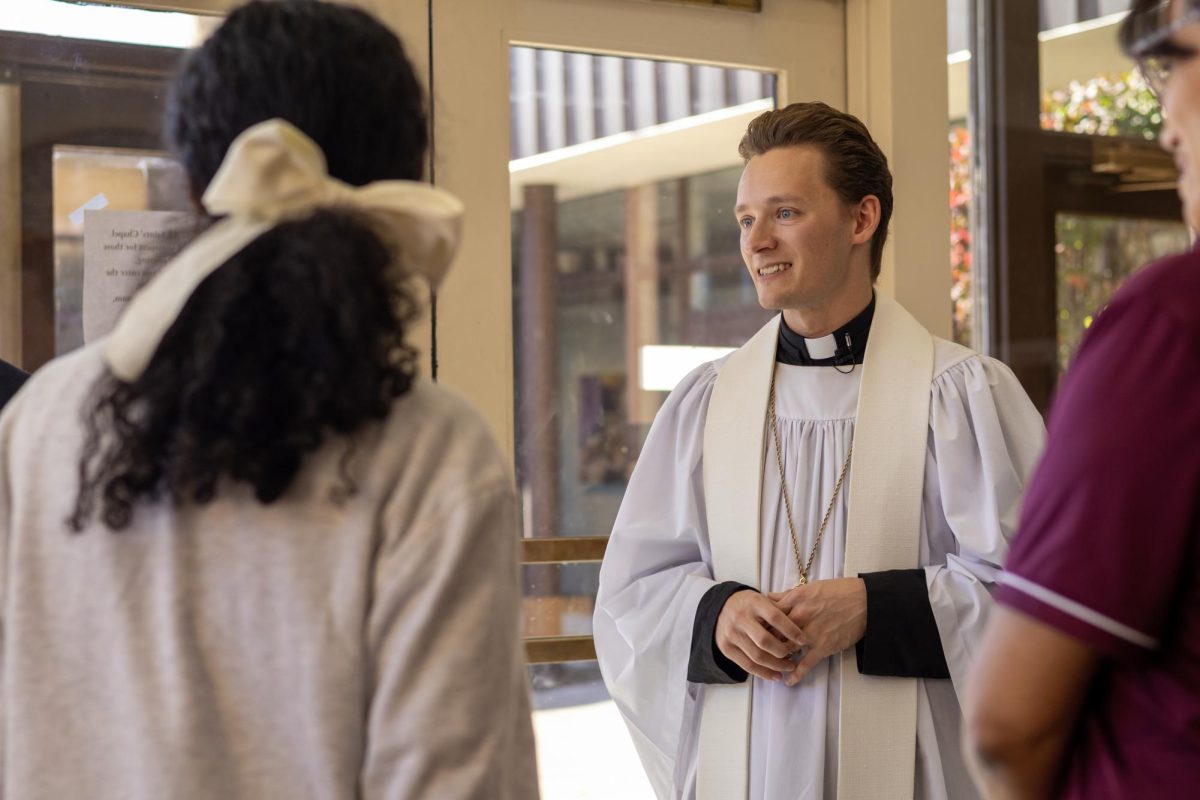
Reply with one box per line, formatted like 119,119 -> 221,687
997,248 -> 1200,799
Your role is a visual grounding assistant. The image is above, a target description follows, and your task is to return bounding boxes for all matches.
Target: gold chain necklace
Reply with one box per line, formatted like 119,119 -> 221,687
768,378 -> 853,587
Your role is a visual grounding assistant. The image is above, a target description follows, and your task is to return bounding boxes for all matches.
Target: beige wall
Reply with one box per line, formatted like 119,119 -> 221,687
848,0 -> 953,340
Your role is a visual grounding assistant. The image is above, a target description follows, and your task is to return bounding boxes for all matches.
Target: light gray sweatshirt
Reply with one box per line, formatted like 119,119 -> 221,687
0,342 -> 538,799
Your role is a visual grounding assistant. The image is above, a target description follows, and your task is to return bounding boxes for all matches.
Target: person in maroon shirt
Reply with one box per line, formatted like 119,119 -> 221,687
964,1 -> 1200,798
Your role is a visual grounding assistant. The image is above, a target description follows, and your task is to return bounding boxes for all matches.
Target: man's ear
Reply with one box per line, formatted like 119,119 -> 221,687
852,195 -> 881,245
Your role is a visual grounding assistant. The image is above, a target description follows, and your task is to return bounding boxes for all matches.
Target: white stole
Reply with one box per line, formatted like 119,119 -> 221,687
698,294 -> 934,799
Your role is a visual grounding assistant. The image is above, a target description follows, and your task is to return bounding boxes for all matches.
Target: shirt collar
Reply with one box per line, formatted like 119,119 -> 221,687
776,294 -> 875,366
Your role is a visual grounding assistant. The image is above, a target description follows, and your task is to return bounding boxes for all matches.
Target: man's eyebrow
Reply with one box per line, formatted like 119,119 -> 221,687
734,195 -> 806,214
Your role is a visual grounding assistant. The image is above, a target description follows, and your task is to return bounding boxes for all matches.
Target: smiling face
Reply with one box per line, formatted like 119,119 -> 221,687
734,145 -> 878,336
1158,0 -> 1200,230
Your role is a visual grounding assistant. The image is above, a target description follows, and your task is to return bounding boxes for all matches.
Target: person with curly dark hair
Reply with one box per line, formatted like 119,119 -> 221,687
0,3 -> 537,798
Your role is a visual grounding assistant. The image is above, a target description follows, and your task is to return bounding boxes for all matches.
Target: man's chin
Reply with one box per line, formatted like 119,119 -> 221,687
753,290 -> 781,312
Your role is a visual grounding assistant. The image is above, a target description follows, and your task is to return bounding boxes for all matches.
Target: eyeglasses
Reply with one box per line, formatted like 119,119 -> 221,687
1123,1 -> 1200,98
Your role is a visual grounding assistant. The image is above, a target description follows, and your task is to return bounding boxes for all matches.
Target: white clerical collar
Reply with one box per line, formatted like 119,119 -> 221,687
804,333 -> 839,360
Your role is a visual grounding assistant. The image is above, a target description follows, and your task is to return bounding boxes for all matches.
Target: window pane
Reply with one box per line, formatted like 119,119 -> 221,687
947,0 -> 973,346
511,47 -> 775,798
1,2 -> 213,369
51,146 -> 195,355
1038,2 -> 1159,139
523,563 -> 599,638
511,47 -> 776,544
1055,213 -> 1189,370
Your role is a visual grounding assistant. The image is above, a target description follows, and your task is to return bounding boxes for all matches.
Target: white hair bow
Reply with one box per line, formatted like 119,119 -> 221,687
103,118 -> 463,382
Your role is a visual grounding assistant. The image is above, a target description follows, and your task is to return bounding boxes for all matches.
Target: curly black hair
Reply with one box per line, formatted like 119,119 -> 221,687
72,0 -> 428,531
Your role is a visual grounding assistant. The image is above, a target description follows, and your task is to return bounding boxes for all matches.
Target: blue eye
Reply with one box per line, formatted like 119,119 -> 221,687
778,208 -> 794,220
738,217 -> 753,229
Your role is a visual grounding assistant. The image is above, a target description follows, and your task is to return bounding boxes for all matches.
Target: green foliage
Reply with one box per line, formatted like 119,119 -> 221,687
948,124 -> 972,348
949,69 -> 1181,362
1040,70 -> 1163,140
1054,215 -> 1189,370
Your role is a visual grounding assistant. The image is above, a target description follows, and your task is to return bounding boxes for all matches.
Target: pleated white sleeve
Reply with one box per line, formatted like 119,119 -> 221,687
923,353 -> 1046,696
593,362 -> 722,799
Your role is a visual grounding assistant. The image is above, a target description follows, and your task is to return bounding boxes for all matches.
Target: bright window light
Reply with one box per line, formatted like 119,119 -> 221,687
0,0 -> 218,49
639,345 -> 735,392
1038,12 -> 1127,43
510,98 -> 772,173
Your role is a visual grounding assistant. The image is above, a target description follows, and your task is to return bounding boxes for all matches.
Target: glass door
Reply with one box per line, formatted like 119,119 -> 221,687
0,0 -> 433,373
0,1 -> 223,370
430,1 -> 844,796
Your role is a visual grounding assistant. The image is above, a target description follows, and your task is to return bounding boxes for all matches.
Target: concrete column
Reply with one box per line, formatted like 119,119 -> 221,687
517,184 -> 562,620
624,183 -> 659,425
517,184 -> 560,541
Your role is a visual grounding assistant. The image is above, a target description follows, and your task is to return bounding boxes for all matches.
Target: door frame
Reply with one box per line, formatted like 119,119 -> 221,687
431,0 -> 951,461
75,0 -> 953,453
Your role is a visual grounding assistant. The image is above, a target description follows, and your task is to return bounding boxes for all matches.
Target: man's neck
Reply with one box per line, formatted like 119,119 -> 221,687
781,287 -> 874,338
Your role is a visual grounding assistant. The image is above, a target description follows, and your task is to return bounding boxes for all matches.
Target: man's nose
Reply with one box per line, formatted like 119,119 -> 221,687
1159,98 -> 1180,154
745,220 -> 776,251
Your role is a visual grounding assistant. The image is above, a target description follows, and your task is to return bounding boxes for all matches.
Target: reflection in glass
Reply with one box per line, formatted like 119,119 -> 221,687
509,46 -> 774,160
1037,2 -> 1159,139
51,147 -> 194,355
515,167 -> 770,544
947,0 -> 973,347
511,48 -> 775,799
949,122 -> 973,347
0,0 -> 217,49
1055,213 -> 1189,370
522,563 -> 599,638
2,15 -> 205,370
510,48 -> 775,546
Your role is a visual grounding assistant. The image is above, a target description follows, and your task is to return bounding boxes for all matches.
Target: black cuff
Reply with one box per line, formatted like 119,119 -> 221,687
687,582 -> 755,684
855,569 -> 950,679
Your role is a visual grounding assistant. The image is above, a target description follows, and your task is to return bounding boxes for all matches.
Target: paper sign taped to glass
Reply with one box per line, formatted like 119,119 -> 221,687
82,209 -> 200,344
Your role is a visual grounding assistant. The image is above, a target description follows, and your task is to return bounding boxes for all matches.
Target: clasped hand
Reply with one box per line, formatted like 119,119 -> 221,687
713,577 -> 867,687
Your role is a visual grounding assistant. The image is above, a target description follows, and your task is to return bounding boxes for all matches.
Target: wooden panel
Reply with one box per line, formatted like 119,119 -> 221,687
521,536 -> 608,564
525,635 -> 598,664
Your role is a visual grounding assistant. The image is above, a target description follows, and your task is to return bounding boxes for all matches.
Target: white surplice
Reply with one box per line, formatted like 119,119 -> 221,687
594,337 -> 1045,800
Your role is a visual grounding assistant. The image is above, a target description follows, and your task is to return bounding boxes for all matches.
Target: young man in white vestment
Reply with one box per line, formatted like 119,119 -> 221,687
593,102 -> 1046,800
